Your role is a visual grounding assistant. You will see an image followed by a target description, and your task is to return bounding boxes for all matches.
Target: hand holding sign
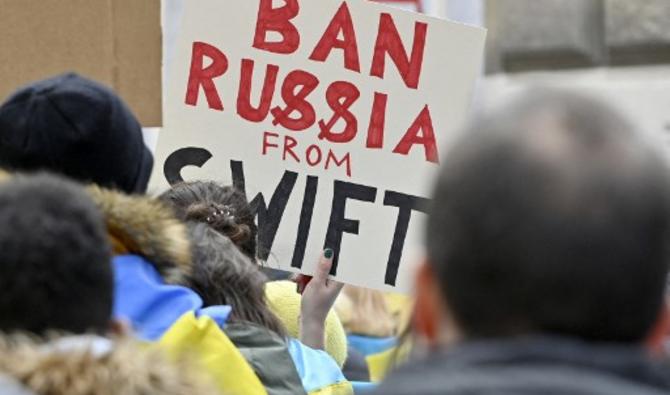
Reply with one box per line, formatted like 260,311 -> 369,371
153,0 -> 485,293
298,248 -> 344,350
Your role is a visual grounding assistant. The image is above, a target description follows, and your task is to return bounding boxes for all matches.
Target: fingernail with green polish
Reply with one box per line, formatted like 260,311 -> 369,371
324,248 -> 334,259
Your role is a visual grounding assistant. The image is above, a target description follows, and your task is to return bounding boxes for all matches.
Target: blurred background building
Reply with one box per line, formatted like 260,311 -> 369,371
461,0 -> 669,149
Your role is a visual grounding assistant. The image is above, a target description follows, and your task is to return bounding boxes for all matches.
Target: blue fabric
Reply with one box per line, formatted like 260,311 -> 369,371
347,335 -> 397,357
287,338 -> 348,393
113,254 -> 231,340
198,305 -> 232,328
352,381 -> 378,394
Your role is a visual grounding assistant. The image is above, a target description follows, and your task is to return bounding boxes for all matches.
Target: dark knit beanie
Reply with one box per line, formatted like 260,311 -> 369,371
0,73 -> 153,193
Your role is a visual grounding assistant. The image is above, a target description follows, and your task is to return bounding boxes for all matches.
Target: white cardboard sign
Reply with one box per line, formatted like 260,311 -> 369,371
152,0 -> 485,293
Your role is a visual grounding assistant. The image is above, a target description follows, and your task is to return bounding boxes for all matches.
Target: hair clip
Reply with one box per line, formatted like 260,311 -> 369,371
206,205 -> 235,223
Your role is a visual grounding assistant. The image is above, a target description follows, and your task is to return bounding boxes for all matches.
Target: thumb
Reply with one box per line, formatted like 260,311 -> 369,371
313,248 -> 334,282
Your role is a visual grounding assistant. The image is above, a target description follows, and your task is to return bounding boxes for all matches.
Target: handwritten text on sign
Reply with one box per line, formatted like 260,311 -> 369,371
154,0 -> 485,292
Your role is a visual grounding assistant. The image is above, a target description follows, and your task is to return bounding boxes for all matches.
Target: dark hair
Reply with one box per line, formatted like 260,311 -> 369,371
427,90 -> 670,342
0,173 -> 113,335
158,181 -> 257,260
184,223 -> 286,336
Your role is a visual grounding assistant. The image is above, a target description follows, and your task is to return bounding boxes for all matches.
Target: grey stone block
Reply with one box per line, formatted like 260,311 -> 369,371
605,0 -> 670,65
486,0 -> 604,73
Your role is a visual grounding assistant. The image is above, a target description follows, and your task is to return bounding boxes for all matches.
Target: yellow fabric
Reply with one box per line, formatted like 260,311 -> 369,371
159,312 -> 267,395
366,348 -> 395,383
384,293 -> 411,316
265,280 -> 348,368
308,381 -> 354,395
366,341 -> 412,383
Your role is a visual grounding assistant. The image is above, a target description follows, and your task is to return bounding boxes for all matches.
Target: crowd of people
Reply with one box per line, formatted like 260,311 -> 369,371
0,72 -> 668,395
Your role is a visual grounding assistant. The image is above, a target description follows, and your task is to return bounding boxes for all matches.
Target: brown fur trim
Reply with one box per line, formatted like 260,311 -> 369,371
0,335 -> 218,395
87,185 -> 192,283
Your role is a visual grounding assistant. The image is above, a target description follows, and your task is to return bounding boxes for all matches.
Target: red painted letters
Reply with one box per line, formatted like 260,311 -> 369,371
237,59 -> 279,122
309,2 -> 361,73
366,92 -> 388,149
185,42 -> 229,110
370,13 -> 428,90
185,4 -> 439,168
270,70 -> 320,131
318,81 -> 361,143
253,0 -> 301,54
393,105 -> 438,163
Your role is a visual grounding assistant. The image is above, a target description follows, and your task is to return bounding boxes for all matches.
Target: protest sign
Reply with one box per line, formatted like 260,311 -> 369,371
152,0 -> 485,292
0,0 -> 162,126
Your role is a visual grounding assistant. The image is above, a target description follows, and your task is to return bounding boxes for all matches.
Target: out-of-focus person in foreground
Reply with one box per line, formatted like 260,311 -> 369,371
0,173 -> 216,395
374,90 -> 670,395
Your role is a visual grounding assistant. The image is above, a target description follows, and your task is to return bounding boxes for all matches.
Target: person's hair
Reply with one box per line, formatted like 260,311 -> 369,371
0,173 -> 112,335
158,181 -> 257,260
337,285 -> 396,337
427,89 -> 670,343
184,223 -> 286,336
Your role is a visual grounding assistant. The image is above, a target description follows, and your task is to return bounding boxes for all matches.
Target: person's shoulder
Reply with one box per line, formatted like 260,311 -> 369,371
373,351 -> 670,395
287,338 -> 352,394
0,335 -> 218,395
370,353 -> 452,395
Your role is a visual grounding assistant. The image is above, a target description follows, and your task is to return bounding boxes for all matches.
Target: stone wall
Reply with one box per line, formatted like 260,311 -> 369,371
486,0 -> 670,73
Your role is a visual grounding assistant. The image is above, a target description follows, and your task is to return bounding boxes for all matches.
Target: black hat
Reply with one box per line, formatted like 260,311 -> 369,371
0,73 -> 153,193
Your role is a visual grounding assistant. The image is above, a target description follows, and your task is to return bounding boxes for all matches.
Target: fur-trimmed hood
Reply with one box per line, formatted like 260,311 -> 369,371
0,335 -> 219,395
86,185 -> 192,284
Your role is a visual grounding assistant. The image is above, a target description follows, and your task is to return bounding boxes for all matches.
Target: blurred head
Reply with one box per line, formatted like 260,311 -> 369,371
417,89 -> 670,345
0,73 -> 153,193
0,173 -> 113,335
159,181 -> 257,260
184,223 -> 285,336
